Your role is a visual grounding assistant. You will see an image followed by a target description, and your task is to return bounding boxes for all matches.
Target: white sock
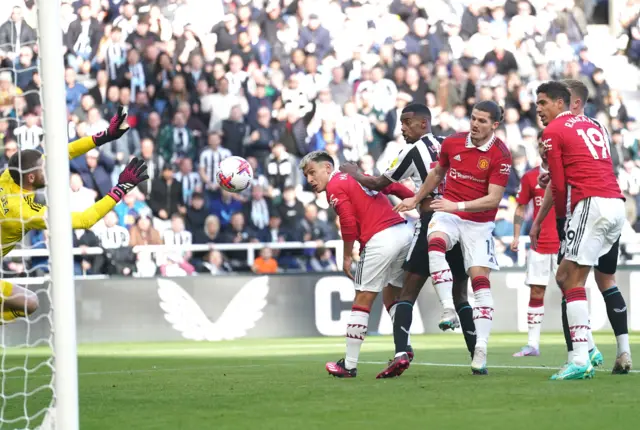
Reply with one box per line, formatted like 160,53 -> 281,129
617,334 -> 630,357
428,239 -> 454,310
566,288 -> 590,367
389,303 -> 411,347
345,307 -> 369,370
567,350 -> 575,363
527,298 -> 544,349
587,326 -> 595,351
472,277 -> 493,350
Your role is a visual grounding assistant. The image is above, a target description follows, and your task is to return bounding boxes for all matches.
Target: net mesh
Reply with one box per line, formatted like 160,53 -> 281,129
0,2 -> 55,429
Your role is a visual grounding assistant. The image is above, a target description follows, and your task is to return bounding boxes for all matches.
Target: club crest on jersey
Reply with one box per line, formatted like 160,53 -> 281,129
328,195 -> 339,208
389,157 -> 399,169
477,157 -> 490,170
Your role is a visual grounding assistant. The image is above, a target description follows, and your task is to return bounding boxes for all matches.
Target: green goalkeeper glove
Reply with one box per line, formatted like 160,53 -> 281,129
107,157 -> 150,203
92,105 -> 130,147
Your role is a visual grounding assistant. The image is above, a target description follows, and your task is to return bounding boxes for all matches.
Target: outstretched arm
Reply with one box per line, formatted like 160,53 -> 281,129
68,106 -> 130,160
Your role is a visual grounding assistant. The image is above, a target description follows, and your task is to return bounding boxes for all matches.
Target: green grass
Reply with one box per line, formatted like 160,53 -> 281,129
2,333 -> 639,430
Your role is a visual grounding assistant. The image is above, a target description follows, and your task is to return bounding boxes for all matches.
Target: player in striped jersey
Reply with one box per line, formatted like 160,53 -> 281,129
339,104 -> 476,378
533,80 -> 630,374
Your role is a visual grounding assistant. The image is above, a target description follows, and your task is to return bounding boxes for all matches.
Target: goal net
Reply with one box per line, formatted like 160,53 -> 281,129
1,1 -> 78,429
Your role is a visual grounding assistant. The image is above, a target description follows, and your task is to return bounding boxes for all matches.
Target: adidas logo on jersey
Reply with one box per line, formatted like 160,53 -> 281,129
453,155 -> 462,161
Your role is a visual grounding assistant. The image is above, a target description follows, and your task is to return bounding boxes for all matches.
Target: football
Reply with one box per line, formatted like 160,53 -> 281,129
217,156 -> 254,193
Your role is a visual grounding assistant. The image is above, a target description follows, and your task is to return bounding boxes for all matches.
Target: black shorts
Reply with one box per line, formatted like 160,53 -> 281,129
403,211 -> 468,280
557,236 -> 619,275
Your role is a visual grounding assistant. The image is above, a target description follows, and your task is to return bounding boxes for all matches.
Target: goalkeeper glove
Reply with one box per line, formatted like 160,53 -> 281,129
107,157 -> 150,203
92,105 -> 130,147
556,217 -> 567,242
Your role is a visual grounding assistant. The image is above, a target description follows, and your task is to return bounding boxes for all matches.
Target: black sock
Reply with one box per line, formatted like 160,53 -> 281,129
602,286 -> 628,336
561,297 -> 573,353
393,301 -> 413,354
455,301 -> 476,356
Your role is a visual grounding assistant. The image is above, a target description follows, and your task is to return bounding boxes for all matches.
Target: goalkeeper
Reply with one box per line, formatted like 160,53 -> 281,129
0,106 -> 149,323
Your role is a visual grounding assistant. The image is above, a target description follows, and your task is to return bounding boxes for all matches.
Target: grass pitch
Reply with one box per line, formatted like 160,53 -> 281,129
3,333 -> 639,430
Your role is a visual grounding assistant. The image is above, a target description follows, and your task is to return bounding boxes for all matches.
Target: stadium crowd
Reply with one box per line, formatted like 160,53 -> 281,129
0,0 -> 639,277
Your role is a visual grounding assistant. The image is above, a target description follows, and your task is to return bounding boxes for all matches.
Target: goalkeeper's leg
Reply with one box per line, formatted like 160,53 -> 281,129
1,281 -> 39,324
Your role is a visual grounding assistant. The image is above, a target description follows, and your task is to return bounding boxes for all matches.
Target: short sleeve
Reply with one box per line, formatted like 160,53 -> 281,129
438,139 -> 450,168
515,172 -> 532,205
383,147 -> 415,182
489,151 -> 512,187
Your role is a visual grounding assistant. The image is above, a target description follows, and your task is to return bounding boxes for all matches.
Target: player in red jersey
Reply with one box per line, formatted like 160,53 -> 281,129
395,101 -> 512,375
300,150 -> 415,378
533,81 -> 627,380
510,134 -> 560,357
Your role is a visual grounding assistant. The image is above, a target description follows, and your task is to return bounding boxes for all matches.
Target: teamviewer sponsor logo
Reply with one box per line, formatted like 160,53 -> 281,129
500,164 -> 511,175
157,277 -> 269,341
449,168 -> 486,184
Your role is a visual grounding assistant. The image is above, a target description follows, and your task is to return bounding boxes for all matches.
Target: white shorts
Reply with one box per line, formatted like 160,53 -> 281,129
525,249 -> 558,287
564,197 -> 626,267
355,222 -> 413,292
427,211 -> 499,272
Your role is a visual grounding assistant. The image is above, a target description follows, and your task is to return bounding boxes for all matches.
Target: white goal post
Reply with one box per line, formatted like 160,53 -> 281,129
36,0 -> 80,429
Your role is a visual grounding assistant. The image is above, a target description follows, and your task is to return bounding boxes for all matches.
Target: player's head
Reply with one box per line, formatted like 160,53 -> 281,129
299,150 -> 335,193
400,103 -> 432,143
8,149 -> 45,190
562,79 -> 588,115
537,130 -> 547,161
470,101 -> 502,142
535,81 -> 571,126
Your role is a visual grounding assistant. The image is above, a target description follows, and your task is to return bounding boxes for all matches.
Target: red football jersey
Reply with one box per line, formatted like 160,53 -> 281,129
326,172 -> 411,248
439,132 -> 512,223
516,167 -> 560,254
543,111 -> 623,218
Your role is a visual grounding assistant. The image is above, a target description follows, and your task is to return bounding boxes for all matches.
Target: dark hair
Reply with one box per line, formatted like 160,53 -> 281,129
402,103 -> 432,119
300,151 -> 335,170
563,79 -> 589,107
8,149 -> 43,186
473,100 -> 504,122
536,81 -> 571,107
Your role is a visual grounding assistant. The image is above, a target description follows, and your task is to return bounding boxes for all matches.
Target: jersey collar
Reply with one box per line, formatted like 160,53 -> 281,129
556,111 -> 573,119
465,132 -> 496,152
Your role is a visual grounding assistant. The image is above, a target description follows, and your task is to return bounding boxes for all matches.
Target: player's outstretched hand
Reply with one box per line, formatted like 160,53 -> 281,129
339,162 -> 359,176
510,238 -> 519,252
529,221 -> 541,249
430,198 -> 457,213
343,255 -> 354,281
92,105 -> 130,147
107,157 -> 150,203
393,197 -> 416,213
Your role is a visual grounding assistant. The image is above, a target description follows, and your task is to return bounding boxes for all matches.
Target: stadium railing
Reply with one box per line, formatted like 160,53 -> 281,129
8,234 -> 640,280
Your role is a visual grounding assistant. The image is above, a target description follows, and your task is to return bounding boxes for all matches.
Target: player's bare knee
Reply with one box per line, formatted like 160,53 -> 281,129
398,273 -> 425,302
594,269 -> 616,292
468,266 -> 490,280
381,284 -> 399,309
25,291 -> 39,315
530,285 -> 545,300
354,290 -> 377,309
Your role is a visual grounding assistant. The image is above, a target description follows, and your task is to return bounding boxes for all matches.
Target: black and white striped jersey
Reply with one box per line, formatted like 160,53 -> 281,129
383,133 -> 444,194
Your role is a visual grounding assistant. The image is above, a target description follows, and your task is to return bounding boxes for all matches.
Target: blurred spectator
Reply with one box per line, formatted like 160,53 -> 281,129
277,186 -> 305,232
266,142 -> 300,198
243,184 -> 272,234
175,157 -> 202,206
222,104 -> 250,156
13,111 -> 42,150
69,172 -> 97,211
299,204 -> 334,242
148,165 -> 185,229
210,189 -> 243,226
70,148 -> 115,199
95,211 -> 130,250
64,68 -> 88,112
185,192 -> 208,236
219,211 -> 255,269
195,214 -> 222,245
0,5 -> 36,59
14,46 -> 35,90
201,249 -> 233,274
252,247 -> 278,274
157,111 -> 196,165
114,189 -> 150,229
308,247 -> 338,272
65,4 -> 102,73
